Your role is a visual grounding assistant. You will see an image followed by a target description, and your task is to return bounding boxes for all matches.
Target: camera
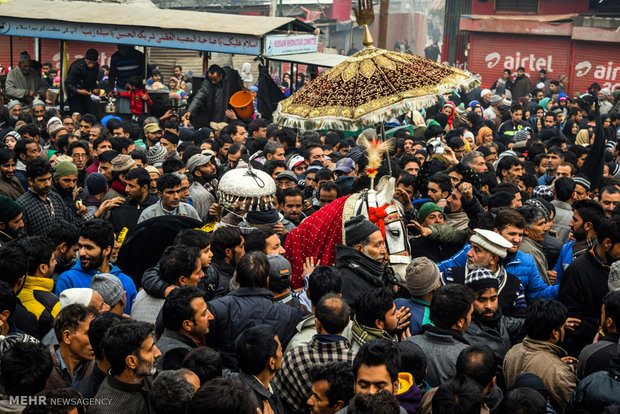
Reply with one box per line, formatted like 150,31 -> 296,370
426,138 -> 445,155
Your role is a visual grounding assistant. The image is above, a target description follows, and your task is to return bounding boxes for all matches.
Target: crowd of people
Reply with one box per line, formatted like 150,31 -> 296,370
0,43 -> 620,414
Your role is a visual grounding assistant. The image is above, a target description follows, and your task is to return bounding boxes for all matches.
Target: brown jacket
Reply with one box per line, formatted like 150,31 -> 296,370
45,345 -> 94,391
0,176 -> 24,201
503,336 -> 576,412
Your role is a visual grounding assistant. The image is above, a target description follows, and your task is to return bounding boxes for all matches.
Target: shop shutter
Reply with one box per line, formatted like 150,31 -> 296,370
468,33 -> 571,90
571,42 -> 620,94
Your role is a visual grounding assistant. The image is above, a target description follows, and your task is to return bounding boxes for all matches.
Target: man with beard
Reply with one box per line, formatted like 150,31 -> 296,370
503,300 -> 577,412
186,154 -> 217,223
51,161 -> 81,213
336,216 -> 396,308
46,221 -> 79,281
0,149 -> 25,200
108,167 -> 158,234
553,200 -> 604,286
443,228 -> 526,318
559,216 -> 620,357
351,287 -> 402,352
5,52 -> 48,107
17,160 -> 83,236
91,320 -> 161,414
463,268 -> 525,372
439,209 -> 558,300
55,220 -> 137,314
0,196 -> 25,245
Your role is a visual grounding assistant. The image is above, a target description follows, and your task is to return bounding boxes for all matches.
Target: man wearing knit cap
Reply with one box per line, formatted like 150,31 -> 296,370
0,195 -> 24,245
463,267 -> 525,370
411,202 -> 460,263
395,257 -> 441,336
51,161 -> 80,213
442,229 -> 526,318
336,215 -> 395,308
102,154 -> 136,201
146,144 -> 168,168
91,273 -> 126,315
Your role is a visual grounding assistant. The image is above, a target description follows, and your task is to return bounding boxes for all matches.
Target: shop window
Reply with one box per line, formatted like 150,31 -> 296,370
495,0 -> 538,13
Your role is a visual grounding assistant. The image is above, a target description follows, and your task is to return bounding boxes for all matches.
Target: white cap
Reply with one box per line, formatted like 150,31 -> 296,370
469,229 -> 513,259
59,288 -> 94,309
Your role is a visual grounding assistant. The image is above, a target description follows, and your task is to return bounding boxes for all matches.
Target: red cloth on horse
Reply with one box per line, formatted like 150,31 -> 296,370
285,195 -> 349,289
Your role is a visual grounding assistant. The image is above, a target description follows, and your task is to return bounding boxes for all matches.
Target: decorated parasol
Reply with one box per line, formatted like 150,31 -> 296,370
273,0 -> 479,131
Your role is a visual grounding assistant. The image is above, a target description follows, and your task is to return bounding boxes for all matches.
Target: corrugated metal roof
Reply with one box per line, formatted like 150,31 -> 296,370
462,14 -> 577,23
266,52 -> 348,68
0,0 -> 315,37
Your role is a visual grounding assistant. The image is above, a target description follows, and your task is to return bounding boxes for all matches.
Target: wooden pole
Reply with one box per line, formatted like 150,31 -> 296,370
378,0 -> 389,49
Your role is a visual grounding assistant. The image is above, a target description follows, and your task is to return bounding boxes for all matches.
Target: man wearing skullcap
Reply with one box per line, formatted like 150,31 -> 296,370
443,229 -> 526,318
463,267 -> 525,370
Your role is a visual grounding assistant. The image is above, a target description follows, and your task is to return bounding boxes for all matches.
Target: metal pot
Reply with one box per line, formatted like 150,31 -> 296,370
105,98 -> 116,114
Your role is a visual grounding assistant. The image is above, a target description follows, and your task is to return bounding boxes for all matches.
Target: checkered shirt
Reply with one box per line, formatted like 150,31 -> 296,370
275,336 -> 355,414
17,190 -> 88,236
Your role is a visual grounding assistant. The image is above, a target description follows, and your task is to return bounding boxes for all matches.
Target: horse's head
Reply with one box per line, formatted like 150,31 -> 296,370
355,176 -> 411,279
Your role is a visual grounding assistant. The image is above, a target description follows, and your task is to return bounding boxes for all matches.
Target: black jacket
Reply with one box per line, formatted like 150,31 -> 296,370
233,371 -> 287,414
10,300 -> 41,339
210,259 -> 236,296
109,194 -> 158,234
564,359 -> 620,414
65,58 -> 99,97
205,287 -> 303,370
335,245 -> 386,309
576,331 -> 620,380
559,249 -> 610,357
464,314 -> 525,373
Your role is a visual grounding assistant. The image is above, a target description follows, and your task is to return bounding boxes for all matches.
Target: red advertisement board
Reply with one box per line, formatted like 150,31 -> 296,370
468,33 -> 571,89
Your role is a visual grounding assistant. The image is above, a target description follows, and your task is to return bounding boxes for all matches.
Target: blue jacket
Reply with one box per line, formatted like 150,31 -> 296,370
394,298 -> 431,336
437,244 -> 557,300
55,262 -> 137,314
553,240 -> 574,285
538,171 -> 555,186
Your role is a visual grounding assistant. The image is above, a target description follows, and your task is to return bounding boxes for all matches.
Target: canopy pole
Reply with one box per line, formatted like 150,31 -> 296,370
380,123 -> 392,177
59,40 -> 65,107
